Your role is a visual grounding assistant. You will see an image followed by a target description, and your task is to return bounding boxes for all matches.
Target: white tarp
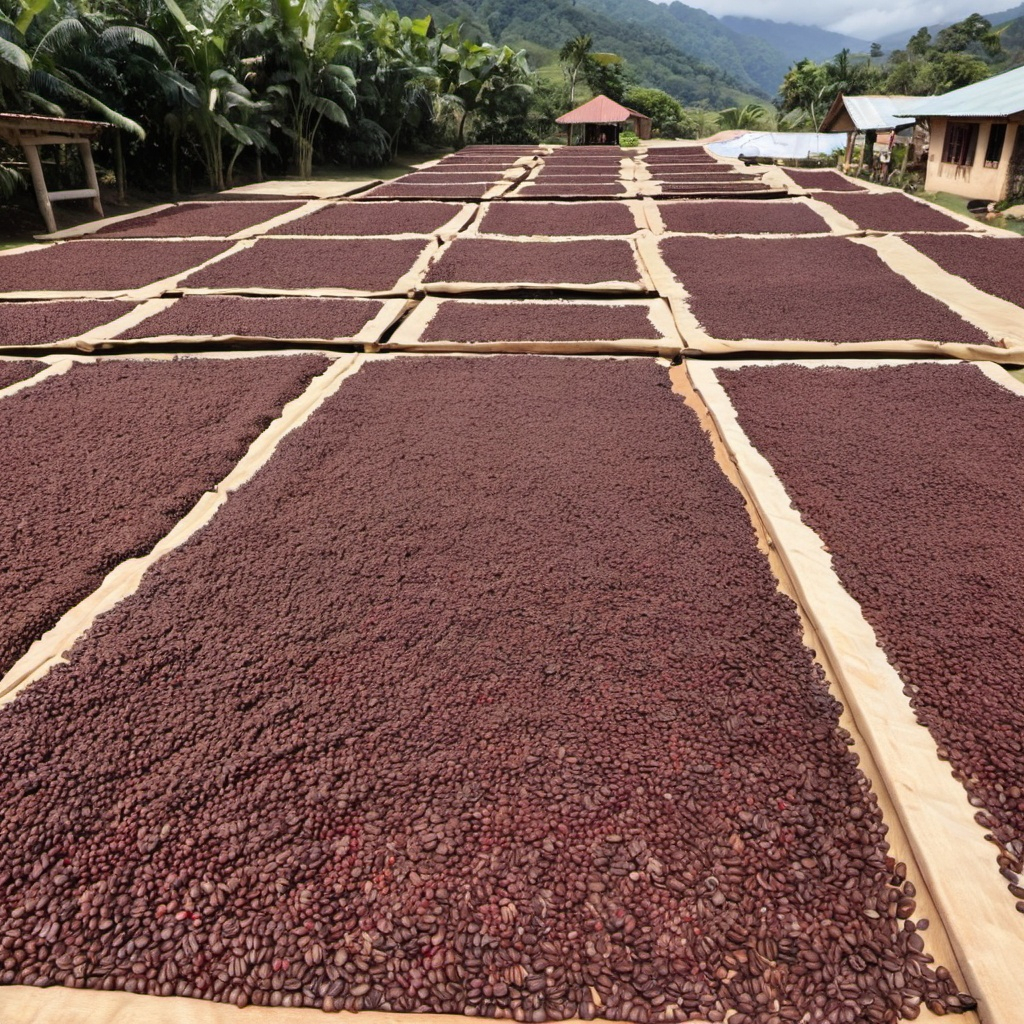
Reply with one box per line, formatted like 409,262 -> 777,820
707,132 -> 845,160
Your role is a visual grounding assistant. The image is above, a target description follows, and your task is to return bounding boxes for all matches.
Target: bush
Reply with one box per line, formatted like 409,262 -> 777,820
619,131 -> 640,148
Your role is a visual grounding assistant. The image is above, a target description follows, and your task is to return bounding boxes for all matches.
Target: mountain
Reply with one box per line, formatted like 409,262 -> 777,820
573,0 -> 792,95
391,0 -> 766,104
719,16 -> 872,64
876,5 -> 1024,50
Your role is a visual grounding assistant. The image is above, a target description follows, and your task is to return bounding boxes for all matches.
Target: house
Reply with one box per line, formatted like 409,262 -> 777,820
555,95 -> 652,146
897,65 -> 1024,202
820,94 -> 919,170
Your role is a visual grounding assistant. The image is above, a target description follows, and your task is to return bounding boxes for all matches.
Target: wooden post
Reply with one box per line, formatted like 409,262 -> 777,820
77,139 -> 103,217
22,142 -> 57,234
844,131 -> 856,169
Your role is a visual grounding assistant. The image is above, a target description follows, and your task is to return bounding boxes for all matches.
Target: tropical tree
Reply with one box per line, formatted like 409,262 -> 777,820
717,102 -> 773,131
435,23 -> 531,148
558,32 -> 591,106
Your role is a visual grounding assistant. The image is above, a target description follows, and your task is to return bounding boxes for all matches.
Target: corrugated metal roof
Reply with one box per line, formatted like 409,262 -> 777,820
821,95 -> 917,132
896,65 -> 1024,118
556,95 -> 636,125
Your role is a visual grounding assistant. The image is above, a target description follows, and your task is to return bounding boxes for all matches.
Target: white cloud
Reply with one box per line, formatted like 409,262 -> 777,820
666,1 -> 998,40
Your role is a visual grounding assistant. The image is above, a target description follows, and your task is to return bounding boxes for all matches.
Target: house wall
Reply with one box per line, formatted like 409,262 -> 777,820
925,116 -> 1021,200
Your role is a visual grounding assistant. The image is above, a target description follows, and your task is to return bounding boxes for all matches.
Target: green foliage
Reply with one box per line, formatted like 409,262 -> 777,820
623,85 -> 683,136
618,129 -> 638,147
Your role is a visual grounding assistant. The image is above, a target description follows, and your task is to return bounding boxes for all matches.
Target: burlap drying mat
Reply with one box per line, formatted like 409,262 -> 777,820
0,240 -> 251,301
174,238 -> 441,300
219,181 -> 381,199
462,200 -> 648,237
684,356 -> 1024,1024
639,197 -> 835,236
50,297 -> 413,352
381,296 -> 682,357
35,201 -> 330,242
420,235 -> 655,296
269,204 -> 479,242
0,350 -> 361,707
505,182 -> 644,201
0,350 -> 961,1024
857,233 -> 1024,353
635,235 -> 1022,362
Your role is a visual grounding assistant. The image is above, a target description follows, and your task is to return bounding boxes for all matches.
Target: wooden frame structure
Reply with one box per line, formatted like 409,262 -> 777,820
0,113 -> 106,233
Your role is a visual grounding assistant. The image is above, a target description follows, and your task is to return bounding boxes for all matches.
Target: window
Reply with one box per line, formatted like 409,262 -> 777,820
942,122 -> 979,166
984,123 -> 1007,168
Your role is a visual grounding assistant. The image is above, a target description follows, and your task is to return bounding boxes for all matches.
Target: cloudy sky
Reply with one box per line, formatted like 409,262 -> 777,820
666,1 -> 1010,39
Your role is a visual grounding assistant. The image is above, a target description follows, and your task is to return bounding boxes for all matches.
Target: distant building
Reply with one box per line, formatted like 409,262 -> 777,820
898,66 -> 1024,202
555,95 -> 652,145
820,94 -> 918,170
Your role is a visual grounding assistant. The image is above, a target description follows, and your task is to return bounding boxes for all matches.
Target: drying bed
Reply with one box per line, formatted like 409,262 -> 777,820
0,241 -> 233,297
654,183 -> 770,195
0,300 -> 134,347
362,182 -> 501,200
651,200 -> 829,235
423,238 -> 646,291
714,362 -> 1024,900
784,170 -> 866,192
114,296 -> 391,343
649,167 -> 738,178
179,238 -> 433,296
0,356 -> 966,1021
388,298 -> 678,355
268,202 -> 471,237
902,235 -> 1024,308
815,193 -> 971,233
510,183 -> 630,199
94,202 -> 306,238
655,236 -> 991,344
0,358 -> 46,390
0,354 -> 329,682
475,202 -> 640,236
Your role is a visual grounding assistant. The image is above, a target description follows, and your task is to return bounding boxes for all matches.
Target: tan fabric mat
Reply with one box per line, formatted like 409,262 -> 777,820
62,297 -> 412,350
220,181 -> 381,198
270,204 -> 478,241
464,200 -> 647,236
177,238 -> 440,299
635,236 -> 1019,362
855,233 -> 1024,352
0,240 -> 251,301
382,297 -> 682,356
421,235 -> 654,295
640,196 -> 838,237
0,352 -> 361,706
686,356 -> 1024,1024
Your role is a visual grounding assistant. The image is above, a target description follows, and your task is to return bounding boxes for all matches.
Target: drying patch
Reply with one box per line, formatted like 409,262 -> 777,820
0,356 -> 964,1020
511,183 -> 629,198
903,234 -> 1024,307
657,236 -> 992,344
0,241 -> 233,295
94,202 -> 305,238
180,238 -> 431,294
0,359 -> 47,390
269,202 -> 468,236
424,238 -> 644,288
0,300 -> 135,346
0,354 -> 329,680
476,202 -> 638,236
717,362 -> 1024,896
818,192 -> 971,233
655,200 -> 829,235
116,296 -> 387,341
361,182 -> 497,200
418,299 -> 664,341
785,169 -> 867,192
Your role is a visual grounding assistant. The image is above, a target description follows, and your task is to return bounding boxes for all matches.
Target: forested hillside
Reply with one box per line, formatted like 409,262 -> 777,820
389,0 -> 763,104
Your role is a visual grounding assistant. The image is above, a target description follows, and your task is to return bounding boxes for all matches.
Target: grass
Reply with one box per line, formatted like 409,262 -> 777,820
917,190 -> 1024,236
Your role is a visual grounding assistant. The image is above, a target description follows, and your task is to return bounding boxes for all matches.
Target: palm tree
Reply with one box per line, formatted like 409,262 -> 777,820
558,33 -> 591,106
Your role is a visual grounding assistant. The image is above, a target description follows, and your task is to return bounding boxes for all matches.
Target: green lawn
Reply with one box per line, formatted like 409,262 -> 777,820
918,190 -> 1024,236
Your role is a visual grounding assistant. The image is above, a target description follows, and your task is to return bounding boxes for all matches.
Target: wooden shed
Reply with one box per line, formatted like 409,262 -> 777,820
555,95 -> 652,146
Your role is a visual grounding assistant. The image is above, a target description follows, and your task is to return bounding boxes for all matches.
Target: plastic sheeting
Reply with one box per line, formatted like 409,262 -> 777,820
707,131 -> 845,160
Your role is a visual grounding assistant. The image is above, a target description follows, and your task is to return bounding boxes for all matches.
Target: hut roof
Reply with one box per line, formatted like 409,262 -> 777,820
820,94 -> 917,133
556,95 -> 649,125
